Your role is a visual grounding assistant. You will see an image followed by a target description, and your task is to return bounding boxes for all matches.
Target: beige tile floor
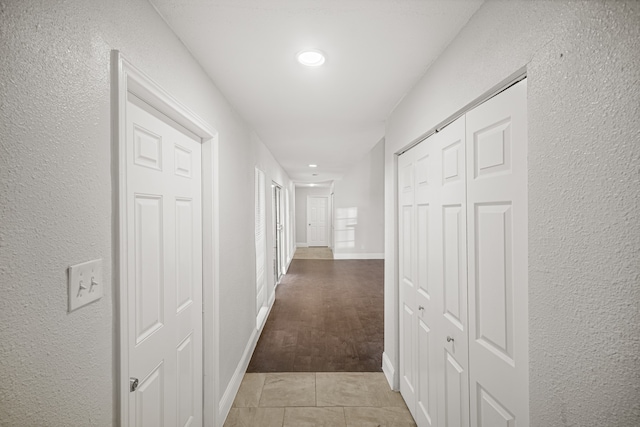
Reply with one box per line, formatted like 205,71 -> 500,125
225,372 -> 416,427
292,247 -> 334,260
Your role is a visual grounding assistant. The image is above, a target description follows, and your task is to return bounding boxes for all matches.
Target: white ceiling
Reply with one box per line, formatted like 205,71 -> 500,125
149,0 -> 484,182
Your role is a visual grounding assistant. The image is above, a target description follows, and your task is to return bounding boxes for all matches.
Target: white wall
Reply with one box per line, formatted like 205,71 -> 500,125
0,1 -> 291,425
294,186 -> 332,245
333,138 -> 384,259
384,1 -> 640,426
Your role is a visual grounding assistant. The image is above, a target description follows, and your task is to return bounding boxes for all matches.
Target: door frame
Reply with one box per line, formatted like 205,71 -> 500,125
112,51 -> 220,426
306,195 -> 329,247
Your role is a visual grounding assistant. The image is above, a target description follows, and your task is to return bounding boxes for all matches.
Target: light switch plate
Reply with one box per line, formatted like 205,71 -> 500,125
68,258 -> 103,312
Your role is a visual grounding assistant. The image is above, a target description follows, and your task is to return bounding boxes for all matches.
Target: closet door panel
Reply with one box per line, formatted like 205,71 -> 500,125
436,117 -> 469,427
467,79 -> 528,427
398,150 -> 417,413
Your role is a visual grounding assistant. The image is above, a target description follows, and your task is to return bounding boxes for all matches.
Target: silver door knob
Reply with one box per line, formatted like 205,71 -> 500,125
130,377 -> 139,392
446,336 -> 454,343
418,306 -> 424,310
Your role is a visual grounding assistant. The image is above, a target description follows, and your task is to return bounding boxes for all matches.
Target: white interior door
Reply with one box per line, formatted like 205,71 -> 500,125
398,149 -> 417,414
435,117 -> 469,427
466,79 -> 529,427
399,136 -> 441,426
255,168 -> 267,318
126,95 -> 203,427
307,196 -> 328,246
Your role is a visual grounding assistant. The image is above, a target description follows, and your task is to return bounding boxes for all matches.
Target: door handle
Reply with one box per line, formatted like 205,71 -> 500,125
418,306 -> 424,311
446,336 -> 454,343
130,377 -> 139,392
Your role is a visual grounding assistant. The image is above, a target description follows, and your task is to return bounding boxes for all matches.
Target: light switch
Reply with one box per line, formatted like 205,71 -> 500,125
68,258 -> 103,312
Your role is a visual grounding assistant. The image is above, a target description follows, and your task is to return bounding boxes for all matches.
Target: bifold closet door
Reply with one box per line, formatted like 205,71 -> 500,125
398,146 -> 418,413
466,79 -> 528,427
434,118 -> 469,427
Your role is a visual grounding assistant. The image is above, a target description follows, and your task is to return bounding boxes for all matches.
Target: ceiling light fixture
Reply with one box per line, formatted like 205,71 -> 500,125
297,50 -> 325,67
308,164 -> 318,168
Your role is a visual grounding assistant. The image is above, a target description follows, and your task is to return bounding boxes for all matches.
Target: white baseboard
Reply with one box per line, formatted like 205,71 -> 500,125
219,292 -> 276,424
333,252 -> 384,260
218,328 -> 257,423
382,352 -> 397,391
296,242 -> 308,247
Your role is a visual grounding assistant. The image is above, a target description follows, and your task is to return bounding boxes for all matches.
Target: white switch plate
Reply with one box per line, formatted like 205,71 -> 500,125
68,258 -> 103,312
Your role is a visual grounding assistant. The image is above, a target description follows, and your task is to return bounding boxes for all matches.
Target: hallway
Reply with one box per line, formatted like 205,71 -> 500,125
247,256 -> 384,372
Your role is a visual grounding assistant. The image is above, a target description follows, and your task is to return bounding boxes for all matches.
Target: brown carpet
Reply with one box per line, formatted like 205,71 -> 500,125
247,259 -> 384,373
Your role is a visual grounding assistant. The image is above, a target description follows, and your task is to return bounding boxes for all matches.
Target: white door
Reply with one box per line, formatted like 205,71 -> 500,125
399,137 -> 440,426
435,117 -> 469,427
255,168 -> 267,317
466,79 -> 529,427
307,196 -> 328,246
126,95 -> 203,427
398,149 -> 417,413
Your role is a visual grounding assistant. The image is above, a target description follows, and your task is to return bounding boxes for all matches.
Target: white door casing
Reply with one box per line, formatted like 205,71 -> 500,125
307,196 -> 328,246
126,95 -> 203,427
467,79 -> 529,427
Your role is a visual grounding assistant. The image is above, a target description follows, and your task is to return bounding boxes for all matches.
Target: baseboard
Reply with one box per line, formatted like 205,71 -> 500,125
382,352 -> 398,391
296,242 -> 308,247
333,252 -> 384,260
219,293 -> 276,424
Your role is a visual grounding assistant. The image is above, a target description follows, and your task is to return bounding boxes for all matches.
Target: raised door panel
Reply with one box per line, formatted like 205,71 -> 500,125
136,363 -> 164,427
467,79 -> 528,427
416,318 -> 436,426
444,351 -> 467,427
177,335 -> 195,427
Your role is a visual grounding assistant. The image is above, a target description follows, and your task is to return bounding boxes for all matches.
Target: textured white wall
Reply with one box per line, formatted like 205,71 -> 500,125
294,186 -> 331,244
0,0 -> 291,425
384,1 -> 640,425
333,138 -> 384,257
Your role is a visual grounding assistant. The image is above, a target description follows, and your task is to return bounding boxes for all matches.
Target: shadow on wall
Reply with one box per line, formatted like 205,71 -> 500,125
335,207 -> 357,249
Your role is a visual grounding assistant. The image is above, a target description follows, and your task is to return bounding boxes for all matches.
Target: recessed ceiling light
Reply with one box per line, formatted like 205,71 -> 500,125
310,183 -> 316,187
297,50 -> 325,67
308,164 -> 318,168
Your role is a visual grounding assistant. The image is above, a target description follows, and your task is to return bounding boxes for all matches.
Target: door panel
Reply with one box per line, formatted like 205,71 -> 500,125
436,117 -> 469,427
308,197 -> 328,246
467,79 -> 528,427
127,95 -> 203,427
398,153 -> 417,413
136,363 -> 163,427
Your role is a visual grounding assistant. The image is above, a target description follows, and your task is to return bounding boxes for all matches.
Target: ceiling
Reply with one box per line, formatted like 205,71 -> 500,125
149,0 -> 484,183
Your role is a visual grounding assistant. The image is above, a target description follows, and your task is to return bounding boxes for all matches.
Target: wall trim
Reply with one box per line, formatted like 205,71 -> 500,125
333,253 -> 384,260
296,242 -> 308,248
218,328 -> 257,422
112,50 -> 220,427
382,352 -> 397,391
219,286 -> 276,425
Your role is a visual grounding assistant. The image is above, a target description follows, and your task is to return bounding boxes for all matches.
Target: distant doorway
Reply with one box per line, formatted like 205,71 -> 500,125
272,183 -> 284,284
307,196 -> 329,246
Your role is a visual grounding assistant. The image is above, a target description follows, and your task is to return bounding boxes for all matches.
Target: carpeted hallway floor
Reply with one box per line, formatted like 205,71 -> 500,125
247,258 -> 384,373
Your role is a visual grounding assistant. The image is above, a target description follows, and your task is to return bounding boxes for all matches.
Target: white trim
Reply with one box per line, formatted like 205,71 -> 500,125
112,51 -> 220,427
296,242 -> 309,248
382,352 -> 397,391
333,253 -> 385,260
218,328 -> 257,423
219,292 -> 276,424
